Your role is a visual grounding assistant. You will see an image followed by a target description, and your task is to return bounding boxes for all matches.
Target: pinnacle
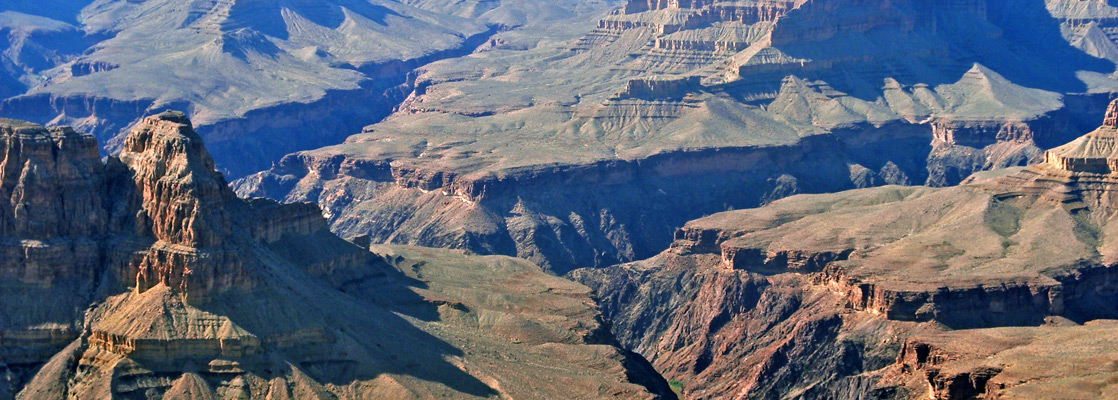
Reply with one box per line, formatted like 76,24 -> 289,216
1104,99 -> 1118,128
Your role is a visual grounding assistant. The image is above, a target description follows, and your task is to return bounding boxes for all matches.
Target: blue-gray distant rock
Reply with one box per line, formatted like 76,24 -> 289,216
237,0 -> 1118,273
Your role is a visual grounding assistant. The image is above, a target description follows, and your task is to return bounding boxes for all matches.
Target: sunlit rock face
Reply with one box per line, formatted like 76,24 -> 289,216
571,103 -> 1118,399
1044,99 -> 1118,173
0,114 -> 671,400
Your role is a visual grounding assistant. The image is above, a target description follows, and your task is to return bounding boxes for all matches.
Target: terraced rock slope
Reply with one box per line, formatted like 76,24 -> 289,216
570,99 -> 1118,399
238,0 -> 1118,273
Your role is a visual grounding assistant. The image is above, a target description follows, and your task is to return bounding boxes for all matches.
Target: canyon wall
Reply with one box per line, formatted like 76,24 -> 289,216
571,108 -> 1118,398
239,0 -> 1118,273
0,113 -> 672,399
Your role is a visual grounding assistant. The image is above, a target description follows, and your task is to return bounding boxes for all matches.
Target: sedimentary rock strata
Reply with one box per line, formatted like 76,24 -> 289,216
240,0 -> 1118,273
886,320 -> 1118,399
0,1 -> 614,177
570,101 -> 1118,399
1044,98 -> 1118,173
0,114 -> 669,399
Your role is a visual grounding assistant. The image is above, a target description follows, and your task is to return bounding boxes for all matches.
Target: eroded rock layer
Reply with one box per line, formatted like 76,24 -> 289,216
0,115 -> 670,400
239,0 -> 1118,273
571,102 -> 1118,399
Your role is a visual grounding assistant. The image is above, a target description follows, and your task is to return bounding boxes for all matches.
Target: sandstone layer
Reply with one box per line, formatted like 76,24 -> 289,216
0,114 -> 670,399
570,101 -> 1118,399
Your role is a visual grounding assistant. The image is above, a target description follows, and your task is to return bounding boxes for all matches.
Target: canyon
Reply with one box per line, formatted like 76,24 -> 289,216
0,114 -> 670,399
0,0 -> 615,177
5,1 -> 1118,399
6,0 -> 1118,273
235,0 -> 1118,273
570,100 -> 1118,399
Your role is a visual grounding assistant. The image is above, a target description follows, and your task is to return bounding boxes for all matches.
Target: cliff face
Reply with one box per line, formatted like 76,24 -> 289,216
0,119 -> 106,240
0,114 -> 670,400
570,103 -> 1118,399
0,119 -> 110,386
237,126 -> 944,274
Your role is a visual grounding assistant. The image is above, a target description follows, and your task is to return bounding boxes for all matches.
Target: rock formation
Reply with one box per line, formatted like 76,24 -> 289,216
0,114 -> 671,399
571,100 -> 1118,399
3,1 -> 1118,275
0,1 -> 613,177
1043,99 -> 1118,173
237,0 -> 1118,273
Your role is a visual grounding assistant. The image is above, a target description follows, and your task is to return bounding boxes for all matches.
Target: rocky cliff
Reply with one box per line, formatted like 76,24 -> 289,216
0,114 -> 671,399
238,0 -> 1118,273
570,101 -> 1118,399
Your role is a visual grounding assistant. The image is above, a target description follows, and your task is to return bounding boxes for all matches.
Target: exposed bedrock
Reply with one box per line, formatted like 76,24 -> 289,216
886,320 -> 1118,399
572,185 -> 1118,398
0,113 -> 374,398
0,113 -> 673,399
237,126 -> 904,274
237,99 -> 1102,274
570,105 -> 1118,398
567,103 -> 1118,398
571,253 -> 910,399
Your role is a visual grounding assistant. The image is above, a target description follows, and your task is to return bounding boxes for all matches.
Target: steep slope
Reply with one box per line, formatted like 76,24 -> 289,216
0,113 -> 671,399
0,11 -> 84,99
238,0 -> 1118,273
570,101 -> 1118,399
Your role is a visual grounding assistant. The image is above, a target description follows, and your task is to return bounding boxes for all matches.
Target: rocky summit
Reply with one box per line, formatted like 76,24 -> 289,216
0,114 -> 671,399
571,100 -> 1118,399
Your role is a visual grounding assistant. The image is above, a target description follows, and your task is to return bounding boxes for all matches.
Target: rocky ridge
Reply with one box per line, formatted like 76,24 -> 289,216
570,100 -> 1118,399
0,0 -> 620,177
238,0 -> 1118,273
0,113 -> 670,399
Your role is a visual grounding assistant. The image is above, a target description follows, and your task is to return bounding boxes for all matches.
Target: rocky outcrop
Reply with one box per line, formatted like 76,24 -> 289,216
571,251 -> 907,399
0,114 -> 671,399
112,112 -> 258,300
0,111 -> 362,372
119,111 -> 236,248
0,119 -> 114,384
0,119 -> 106,239
1043,100 -> 1118,173
613,76 -> 702,100
884,320 -> 1118,399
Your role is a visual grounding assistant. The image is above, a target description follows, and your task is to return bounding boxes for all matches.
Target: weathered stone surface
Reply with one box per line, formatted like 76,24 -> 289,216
571,105 -> 1118,398
119,111 -> 236,248
0,115 -> 671,400
882,318 -> 1118,399
1044,99 -> 1118,173
0,119 -> 105,239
